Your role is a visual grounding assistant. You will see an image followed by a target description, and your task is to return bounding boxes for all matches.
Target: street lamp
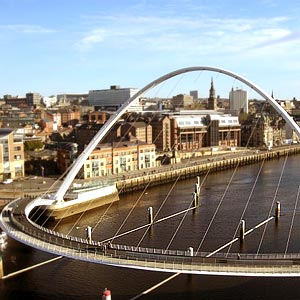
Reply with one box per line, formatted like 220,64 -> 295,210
41,166 -> 44,177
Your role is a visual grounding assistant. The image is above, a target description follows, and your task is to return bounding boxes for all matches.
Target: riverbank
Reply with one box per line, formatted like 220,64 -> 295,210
116,145 -> 300,193
4,145 -> 300,220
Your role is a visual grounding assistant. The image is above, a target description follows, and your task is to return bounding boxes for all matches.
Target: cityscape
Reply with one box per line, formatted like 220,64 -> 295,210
2,1 -> 300,300
1,77 -> 299,184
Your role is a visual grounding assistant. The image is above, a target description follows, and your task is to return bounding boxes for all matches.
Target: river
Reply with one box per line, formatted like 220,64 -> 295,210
1,155 -> 300,300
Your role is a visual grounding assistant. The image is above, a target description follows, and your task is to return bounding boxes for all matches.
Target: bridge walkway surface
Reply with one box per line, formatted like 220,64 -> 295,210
2,199 -> 300,277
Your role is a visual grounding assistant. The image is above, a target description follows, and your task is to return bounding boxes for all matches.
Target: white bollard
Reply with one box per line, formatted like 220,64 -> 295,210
102,288 -> 112,300
148,207 -> 154,225
240,220 -> 245,241
193,192 -> 198,207
86,226 -> 92,243
187,246 -> 194,257
275,201 -> 280,220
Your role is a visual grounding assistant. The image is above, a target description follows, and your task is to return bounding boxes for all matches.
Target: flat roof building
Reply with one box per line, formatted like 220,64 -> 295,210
88,85 -> 140,112
229,88 -> 248,113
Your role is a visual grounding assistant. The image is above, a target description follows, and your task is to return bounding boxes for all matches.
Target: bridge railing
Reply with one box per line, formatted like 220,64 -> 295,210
3,200 -> 300,274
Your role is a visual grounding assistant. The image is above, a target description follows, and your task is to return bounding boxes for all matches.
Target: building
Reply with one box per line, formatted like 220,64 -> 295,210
74,123 -> 104,147
43,110 -> 62,128
73,142 -> 156,179
149,115 -> 171,151
172,94 -> 194,109
57,142 -> 78,174
57,93 -> 88,106
0,106 -> 42,129
241,114 -> 286,147
190,90 -> 199,100
26,92 -> 42,106
59,108 -> 80,127
207,78 -> 217,110
88,85 -> 140,112
169,111 -> 241,151
170,114 -> 208,150
3,93 -> 42,107
120,122 -> 152,144
0,129 -> 24,180
206,114 -> 241,147
88,111 -> 111,124
229,88 -> 248,113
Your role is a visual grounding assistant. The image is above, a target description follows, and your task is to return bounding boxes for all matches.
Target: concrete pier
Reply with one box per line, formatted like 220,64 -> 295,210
240,220 -> 246,241
148,207 -> 154,225
275,201 -> 281,220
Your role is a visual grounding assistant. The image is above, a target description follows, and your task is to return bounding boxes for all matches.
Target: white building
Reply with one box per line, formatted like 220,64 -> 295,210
42,96 -> 57,107
229,88 -> 248,113
88,85 -> 140,112
0,129 -> 24,179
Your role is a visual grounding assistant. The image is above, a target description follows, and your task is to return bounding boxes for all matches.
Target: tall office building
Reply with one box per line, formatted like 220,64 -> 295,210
229,88 -> 248,113
26,92 -> 42,106
190,90 -> 198,100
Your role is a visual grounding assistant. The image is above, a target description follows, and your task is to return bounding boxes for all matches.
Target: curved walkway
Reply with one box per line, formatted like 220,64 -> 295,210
2,198 -> 300,277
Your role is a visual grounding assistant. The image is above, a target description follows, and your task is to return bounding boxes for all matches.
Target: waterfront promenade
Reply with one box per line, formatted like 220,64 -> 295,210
116,145 -> 300,194
1,145 -> 300,204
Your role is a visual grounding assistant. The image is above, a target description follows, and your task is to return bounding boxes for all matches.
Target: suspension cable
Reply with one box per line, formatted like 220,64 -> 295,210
255,152 -> 289,256
284,182 -> 300,256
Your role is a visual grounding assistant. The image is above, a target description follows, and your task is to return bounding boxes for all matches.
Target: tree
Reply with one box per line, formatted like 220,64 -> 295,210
24,140 -> 44,151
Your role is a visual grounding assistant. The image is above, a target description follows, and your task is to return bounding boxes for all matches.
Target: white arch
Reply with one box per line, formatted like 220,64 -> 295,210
54,66 -> 300,202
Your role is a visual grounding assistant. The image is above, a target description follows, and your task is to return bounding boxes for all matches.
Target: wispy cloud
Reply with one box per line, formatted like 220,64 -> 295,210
0,24 -> 55,34
75,28 -> 110,50
74,13 -> 298,57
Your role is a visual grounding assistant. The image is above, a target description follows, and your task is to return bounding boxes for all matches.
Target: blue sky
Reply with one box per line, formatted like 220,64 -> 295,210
1,0 -> 300,99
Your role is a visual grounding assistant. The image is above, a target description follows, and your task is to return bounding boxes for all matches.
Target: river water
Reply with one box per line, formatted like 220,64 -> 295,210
2,155 -> 300,300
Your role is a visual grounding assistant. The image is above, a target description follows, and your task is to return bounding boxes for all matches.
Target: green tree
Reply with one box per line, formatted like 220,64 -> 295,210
24,140 -> 44,151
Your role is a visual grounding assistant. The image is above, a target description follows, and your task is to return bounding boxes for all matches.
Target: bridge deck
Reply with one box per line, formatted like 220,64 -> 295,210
2,202 -> 300,277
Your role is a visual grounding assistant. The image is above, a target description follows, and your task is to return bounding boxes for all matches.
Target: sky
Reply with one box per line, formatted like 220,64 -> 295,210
1,0 -> 300,99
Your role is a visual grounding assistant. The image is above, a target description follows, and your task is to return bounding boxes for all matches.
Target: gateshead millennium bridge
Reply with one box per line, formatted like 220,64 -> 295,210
2,66 -> 300,278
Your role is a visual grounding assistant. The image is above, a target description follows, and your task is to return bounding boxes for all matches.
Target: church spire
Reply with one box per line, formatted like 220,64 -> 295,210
207,77 -> 217,110
209,77 -> 215,99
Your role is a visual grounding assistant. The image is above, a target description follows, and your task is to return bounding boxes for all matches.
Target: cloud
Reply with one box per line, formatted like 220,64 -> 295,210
0,24 -> 55,34
75,28 -> 109,50
74,10 -> 299,60
250,29 -> 300,49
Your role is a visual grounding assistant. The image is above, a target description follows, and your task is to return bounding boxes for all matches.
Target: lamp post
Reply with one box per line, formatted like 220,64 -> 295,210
41,166 -> 44,177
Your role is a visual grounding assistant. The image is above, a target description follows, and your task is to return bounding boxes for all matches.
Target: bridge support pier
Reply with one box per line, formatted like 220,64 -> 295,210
193,192 -> 198,208
240,220 -> 245,241
275,201 -> 280,220
193,176 -> 200,208
148,207 -> 153,225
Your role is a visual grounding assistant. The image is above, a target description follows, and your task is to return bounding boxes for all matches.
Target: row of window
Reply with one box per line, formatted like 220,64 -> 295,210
86,161 -> 156,178
90,148 -> 155,160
